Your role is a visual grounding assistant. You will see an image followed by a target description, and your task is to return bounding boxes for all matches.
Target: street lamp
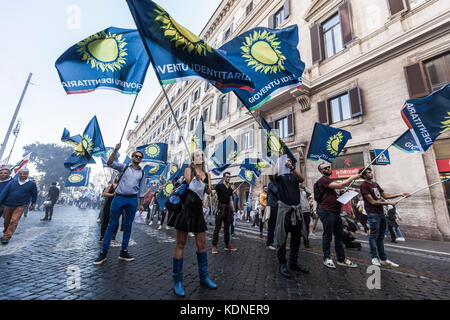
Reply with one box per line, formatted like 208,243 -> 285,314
134,115 -> 139,124
6,118 -> 22,164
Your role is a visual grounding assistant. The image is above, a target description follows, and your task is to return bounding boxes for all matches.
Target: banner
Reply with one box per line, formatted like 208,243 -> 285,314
136,143 -> 168,164
238,168 -> 256,186
61,128 -> 82,148
219,25 -> 305,110
65,167 -> 90,187
56,27 -> 150,94
100,147 -> 121,167
392,130 -> 422,154
306,122 -> 352,164
239,158 -> 268,178
260,116 -> 296,165
126,0 -> 254,91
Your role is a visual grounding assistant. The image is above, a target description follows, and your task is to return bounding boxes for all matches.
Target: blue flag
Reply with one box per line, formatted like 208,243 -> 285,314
238,168 -> 256,186
306,122 -> 352,164
393,130 -> 422,154
126,0 -> 254,92
136,143 -> 168,164
61,128 -> 82,148
261,116 -> 296,165
401,84 -> 450,153
100,147 -> 120,167
156,178 -> 175,211
65,167 -> 90,187
210,136 -> 239,168
143,162 -> 167,177
123,155 -> 132,166
219,25 -> 305,110
211,163 -> 232,176
55,27 -> 150,95
190,116 -> 205,154
240,158 -> 269,178
82,116 -> 106,156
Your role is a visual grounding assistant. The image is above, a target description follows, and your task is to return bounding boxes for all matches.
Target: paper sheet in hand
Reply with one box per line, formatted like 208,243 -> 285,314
277,154 -> 291,175
337,191 -> 359,204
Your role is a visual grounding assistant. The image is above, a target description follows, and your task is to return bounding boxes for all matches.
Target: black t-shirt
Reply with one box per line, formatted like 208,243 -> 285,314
215,183 -> 233,205
276,173 -> 301,206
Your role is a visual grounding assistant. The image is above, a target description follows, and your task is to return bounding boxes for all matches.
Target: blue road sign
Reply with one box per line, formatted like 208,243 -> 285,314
375,149 -> 391,165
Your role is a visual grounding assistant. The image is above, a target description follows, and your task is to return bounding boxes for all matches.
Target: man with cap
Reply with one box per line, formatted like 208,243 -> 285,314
0,168 -> 38,244
0,167 -> 12,218
41,182 -> 60,221
94,143 -> 146,265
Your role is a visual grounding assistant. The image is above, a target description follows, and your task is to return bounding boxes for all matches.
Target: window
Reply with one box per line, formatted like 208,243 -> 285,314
318,87 -> 363,124
409,0 -> 426,9
205,82 -> 211,92
202,106 -> 210,122
167,116 -> 172,126
243,131 -> 253,150
237,98 -> 244,110
216,95 -> 228,121
189,117 -> 196,131
175,109 -> 179,119
170,96 -> 174,103
157,127 -> 160,135
224,24 -> 233,41
193,89 -> 200,102
268,0 -> 290,29
178,125 -> 185,143
246,1 -> 253,16
329,94 -> 351,124
182,100 -> 188,113
162,122 -> 166,131
424,53 -> 450,92
323,14 -> 344,59
274,113 -> 294,138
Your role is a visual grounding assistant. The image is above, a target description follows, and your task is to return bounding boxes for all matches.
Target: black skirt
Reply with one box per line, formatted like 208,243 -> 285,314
172,189 -> 207,233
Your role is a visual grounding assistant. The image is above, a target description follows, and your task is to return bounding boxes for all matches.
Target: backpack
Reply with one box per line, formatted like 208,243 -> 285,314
313,180 -> 325,204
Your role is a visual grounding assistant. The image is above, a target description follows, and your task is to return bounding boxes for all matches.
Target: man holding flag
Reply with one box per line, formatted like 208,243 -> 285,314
94,143 -> 146,265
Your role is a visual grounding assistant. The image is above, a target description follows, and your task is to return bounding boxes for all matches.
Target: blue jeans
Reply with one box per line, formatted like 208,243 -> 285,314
318,209 -> 345,262
102,195 -> 138,252
367,213 -> 387,260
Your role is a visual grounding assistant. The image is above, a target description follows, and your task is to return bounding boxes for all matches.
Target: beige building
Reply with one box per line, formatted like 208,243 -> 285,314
127,0 -> 450,241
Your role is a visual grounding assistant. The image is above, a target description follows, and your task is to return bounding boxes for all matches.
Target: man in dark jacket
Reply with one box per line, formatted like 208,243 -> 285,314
41,182 -> 60,221
0,168 -> 38,244
266,175 -> 278,250
0,167 -> 12,218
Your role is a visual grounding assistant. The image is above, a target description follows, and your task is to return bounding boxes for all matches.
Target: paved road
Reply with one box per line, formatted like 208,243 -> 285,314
0,206 -> 449,300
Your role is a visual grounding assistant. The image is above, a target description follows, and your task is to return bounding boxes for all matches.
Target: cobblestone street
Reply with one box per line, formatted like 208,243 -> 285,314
0,206 -> 449,300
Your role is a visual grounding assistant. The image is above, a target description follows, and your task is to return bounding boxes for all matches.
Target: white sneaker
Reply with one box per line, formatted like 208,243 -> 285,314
149,221 -> 153,226
396,237 -> 405,242
157,226 -> 162,230
381,259 -> 399,267
157,221 -> 161,225
323,258 -> 336,269
165,226 -> 170,230
337,259 -> 358,268
188,232 -> 195,237
371,258 -> 381,266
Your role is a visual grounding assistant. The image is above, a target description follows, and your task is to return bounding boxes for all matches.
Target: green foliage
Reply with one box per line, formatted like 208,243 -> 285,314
22,143 -> 73,189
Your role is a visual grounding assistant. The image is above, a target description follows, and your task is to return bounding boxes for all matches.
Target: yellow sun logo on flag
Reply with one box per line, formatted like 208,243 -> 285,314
164,182 -> 174,197
326,132 -> 343,156
145,144 -> 160,158
190,136 -> 201,153
441,112 -> 450,134
76,30 -> 128,72
227,151 -> 238,163
245,170 -> 254,181
241,30 -> 286,74
153,5 -> 213,56
73,135 -> 94,156
149,164 -> 159,174
255,161 -> 268,171
68,174 -> 84,183
171,164 -> 178,174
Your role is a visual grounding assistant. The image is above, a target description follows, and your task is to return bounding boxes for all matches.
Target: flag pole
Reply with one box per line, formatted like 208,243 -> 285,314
119,93 -> 139,144
396,178 -> 450,203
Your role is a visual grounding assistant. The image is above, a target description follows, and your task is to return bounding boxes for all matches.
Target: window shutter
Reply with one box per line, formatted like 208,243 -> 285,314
284,0 -> 290,19
310,24 -> 323,64
388,0 -> 406,15
268,14 -> 275,28
404,63 -> 431,98
216,98 -> 221,122
318,100 -> 329,124
348,86 -> 363,117
224,95 -> 229,118
230,23 -> 234,34
339,0 -> 354,46
249,131 -> 254,149
287,113 -> 294,136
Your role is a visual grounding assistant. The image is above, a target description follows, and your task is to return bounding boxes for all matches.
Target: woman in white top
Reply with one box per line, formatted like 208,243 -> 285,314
171,150 -> 216,297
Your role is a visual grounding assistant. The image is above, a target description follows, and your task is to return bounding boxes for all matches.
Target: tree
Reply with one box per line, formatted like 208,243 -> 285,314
22,143 -> 73,190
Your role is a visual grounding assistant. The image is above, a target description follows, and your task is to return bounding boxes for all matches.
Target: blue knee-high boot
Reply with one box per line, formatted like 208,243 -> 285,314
196,251 -> 217,289
173,258 -> 185,297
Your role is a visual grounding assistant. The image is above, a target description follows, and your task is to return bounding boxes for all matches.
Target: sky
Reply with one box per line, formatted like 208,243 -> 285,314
0,0 -> 222,182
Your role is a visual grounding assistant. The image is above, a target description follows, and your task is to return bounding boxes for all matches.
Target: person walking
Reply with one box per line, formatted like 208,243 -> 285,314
258,186 -> 268,239
170,150 -> 217,297
99,177 -> 120,243
41,182 -> 59,221
274,156 -> 309,278
143,187 -> 154,222
211,171 -> 237,254
299,183 -> 312,248
0,168 -> 38,245
94,143 -> 146,265
0,167 -> 12,219
359,168 -> 409,267
231,190 -> 241,239
309,196 -> 319,237
316,162 -> 359,269
266,175 -> 278,250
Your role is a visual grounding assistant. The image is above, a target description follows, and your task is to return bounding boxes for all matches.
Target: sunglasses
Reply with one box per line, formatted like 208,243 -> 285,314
133,155 -> 143,159
321,166 -> 331,170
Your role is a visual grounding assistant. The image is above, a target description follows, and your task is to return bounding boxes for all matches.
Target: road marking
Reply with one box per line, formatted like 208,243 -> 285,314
357,240 -> 450,257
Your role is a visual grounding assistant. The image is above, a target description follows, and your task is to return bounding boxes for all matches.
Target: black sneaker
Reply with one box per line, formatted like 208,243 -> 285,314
98,237 -> 103,243
93,251 -> 107,265
119,250 -> 134,262
1,238 -> 9,245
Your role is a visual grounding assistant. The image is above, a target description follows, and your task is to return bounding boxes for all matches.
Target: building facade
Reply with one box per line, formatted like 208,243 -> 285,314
127,0 -> 450,240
